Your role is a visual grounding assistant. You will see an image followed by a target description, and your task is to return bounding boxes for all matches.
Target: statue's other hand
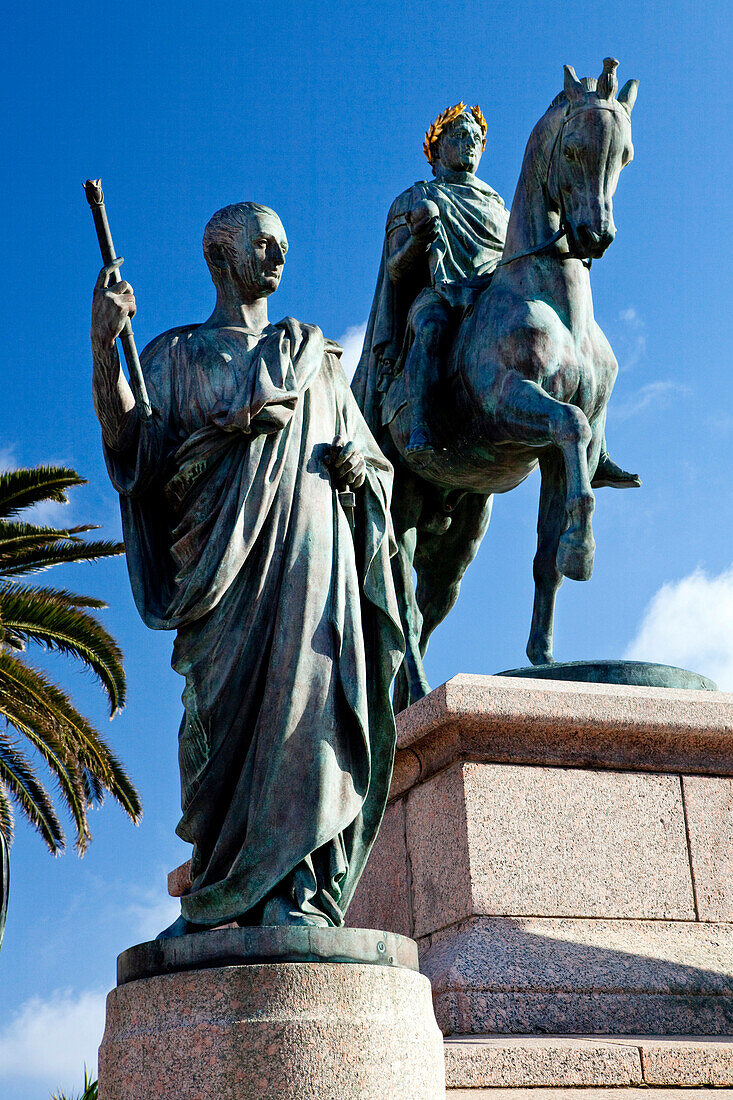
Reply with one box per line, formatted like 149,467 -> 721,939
92,260 -> 136,350
328,438 -> 366,490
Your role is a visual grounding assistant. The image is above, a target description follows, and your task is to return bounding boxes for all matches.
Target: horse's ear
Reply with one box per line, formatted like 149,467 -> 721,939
598,57 -> 619,100
563,65 -> 584,102
617,79 -> 639,115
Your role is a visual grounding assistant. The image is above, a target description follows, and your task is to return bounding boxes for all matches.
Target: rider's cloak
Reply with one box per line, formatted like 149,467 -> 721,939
104,318 -> 404,926
352,171 -> 509,433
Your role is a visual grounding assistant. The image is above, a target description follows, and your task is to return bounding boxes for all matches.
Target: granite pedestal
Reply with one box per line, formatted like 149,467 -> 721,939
346,674 -> 733,1090
98,927 -> 445,1099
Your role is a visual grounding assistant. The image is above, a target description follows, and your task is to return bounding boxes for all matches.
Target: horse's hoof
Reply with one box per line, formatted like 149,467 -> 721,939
527,647 -> 555,666
557,530 -> 595,581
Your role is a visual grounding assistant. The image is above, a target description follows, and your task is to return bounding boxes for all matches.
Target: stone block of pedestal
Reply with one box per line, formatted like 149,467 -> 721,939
98,927 -> 445,1100
347,674 -> 733,1038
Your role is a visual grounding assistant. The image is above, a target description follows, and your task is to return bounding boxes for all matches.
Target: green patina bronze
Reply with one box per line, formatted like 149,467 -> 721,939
90,202 -> 404,935
354,60 -> 644,710
117,926 -> 418,984
497,660 -> 718,691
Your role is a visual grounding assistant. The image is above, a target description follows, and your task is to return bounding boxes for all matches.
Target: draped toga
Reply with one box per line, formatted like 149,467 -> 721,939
353,172 -> 509,433
105,318 -> 404,926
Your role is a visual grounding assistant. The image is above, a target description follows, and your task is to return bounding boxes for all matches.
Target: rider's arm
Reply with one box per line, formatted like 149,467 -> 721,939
386,217 -> 437,285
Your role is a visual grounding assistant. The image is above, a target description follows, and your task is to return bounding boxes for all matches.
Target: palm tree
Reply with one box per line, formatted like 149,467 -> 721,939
0,465 -> 141,946
51,1066 -> 98,1100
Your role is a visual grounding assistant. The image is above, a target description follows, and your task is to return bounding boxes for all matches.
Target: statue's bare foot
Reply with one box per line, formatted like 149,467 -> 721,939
591,452 -> 641,489
156,914 -> 208,939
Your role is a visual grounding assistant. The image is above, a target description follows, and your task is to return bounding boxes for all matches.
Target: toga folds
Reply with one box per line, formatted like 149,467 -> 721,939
353,171 -> 509,432
105,317 -> 404,926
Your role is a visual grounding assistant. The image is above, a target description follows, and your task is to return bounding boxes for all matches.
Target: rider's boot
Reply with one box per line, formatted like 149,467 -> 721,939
591,450 -> 641,489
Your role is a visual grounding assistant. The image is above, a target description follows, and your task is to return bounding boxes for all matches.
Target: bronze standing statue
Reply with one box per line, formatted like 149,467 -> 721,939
354,60 -> 640,708
90,201 -> 403,934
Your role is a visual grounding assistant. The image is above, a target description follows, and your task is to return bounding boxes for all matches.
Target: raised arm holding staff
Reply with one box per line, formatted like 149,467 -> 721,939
85,179 -> 152,433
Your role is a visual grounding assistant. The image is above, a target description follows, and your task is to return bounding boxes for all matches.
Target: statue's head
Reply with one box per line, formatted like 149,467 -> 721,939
423,103 -> 487,176
203,202 -> 288,299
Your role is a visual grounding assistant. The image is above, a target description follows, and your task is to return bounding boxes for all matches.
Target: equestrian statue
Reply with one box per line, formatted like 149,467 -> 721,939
354,59 -> 640,709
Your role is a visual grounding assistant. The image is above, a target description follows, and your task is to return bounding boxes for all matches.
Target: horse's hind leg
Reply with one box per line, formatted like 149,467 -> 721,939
527,450 -> 566,665
495,375 -> 595,581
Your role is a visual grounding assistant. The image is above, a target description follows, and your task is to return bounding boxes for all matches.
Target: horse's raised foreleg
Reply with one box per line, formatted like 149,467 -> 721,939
495,374 -> 595,581
527,450 -> 566,665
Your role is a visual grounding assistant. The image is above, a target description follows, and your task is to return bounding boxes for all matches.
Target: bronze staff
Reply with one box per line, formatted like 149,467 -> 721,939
84,179 -> 152,421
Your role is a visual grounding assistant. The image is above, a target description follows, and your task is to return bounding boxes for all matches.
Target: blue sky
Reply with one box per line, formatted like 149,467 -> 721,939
1,1 -> 732,1095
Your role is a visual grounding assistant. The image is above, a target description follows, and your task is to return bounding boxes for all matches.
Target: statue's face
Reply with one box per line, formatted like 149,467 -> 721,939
438,113 -> 483,174
237,212 -> 289,298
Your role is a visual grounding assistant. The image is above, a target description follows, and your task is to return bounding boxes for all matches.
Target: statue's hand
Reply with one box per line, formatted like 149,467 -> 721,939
92,260 -> 136,350
407,199 -> 440,247
327,438 -> 366,490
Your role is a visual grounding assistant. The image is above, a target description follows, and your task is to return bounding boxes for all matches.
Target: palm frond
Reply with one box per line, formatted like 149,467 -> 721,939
0,734 -> 64,852
50,1066 -> 98,1100
0,700 -> 90,852
0,520 -> 100,550
0,539 -> 125,579
0,463 -> 140,860
0,466 -> 86,520
0,583 -> 126,712
82,769 -> 105,805
1,627 -> 25,651
0,782 -> 14,844
0,654 -> 140,823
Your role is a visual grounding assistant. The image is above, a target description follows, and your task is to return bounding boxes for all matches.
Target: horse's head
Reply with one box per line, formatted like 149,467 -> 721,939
548,59 -> 638,260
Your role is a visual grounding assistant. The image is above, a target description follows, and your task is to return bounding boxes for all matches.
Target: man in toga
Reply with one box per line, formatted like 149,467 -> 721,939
354,102 -> 639,487
91,202 -> 403,934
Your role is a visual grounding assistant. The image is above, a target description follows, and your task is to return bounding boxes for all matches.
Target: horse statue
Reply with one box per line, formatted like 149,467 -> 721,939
353,59 -> 639,710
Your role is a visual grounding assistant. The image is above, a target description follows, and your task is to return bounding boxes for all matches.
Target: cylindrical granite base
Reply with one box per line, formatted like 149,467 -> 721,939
99,933 -> 445,1099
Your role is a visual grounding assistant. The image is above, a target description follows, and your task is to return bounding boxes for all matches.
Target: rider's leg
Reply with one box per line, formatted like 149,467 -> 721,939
494,374 -> 595,581
404,297 -> 452,456
527,449 -> 566,666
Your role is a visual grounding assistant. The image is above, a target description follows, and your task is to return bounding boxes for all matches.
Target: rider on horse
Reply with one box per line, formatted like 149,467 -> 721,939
355,101 -> 639,489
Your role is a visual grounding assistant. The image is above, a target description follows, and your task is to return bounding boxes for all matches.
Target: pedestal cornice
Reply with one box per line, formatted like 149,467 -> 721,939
392,674 -> 733,798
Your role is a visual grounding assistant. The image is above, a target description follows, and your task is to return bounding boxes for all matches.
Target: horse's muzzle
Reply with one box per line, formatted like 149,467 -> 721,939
569,223 -> 616,258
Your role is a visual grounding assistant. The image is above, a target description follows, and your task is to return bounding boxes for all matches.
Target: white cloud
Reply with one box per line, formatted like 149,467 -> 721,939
625,565 -> 733,689
0,445 -> 18,471
0,987 -> 106,1086
125,887 -> 180,941
336,322 -> 367,382
613,379 -> 688,420
614,306 -> 647,371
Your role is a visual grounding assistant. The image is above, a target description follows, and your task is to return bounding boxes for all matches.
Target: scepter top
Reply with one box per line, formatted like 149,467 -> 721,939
84,179 -> 104,206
